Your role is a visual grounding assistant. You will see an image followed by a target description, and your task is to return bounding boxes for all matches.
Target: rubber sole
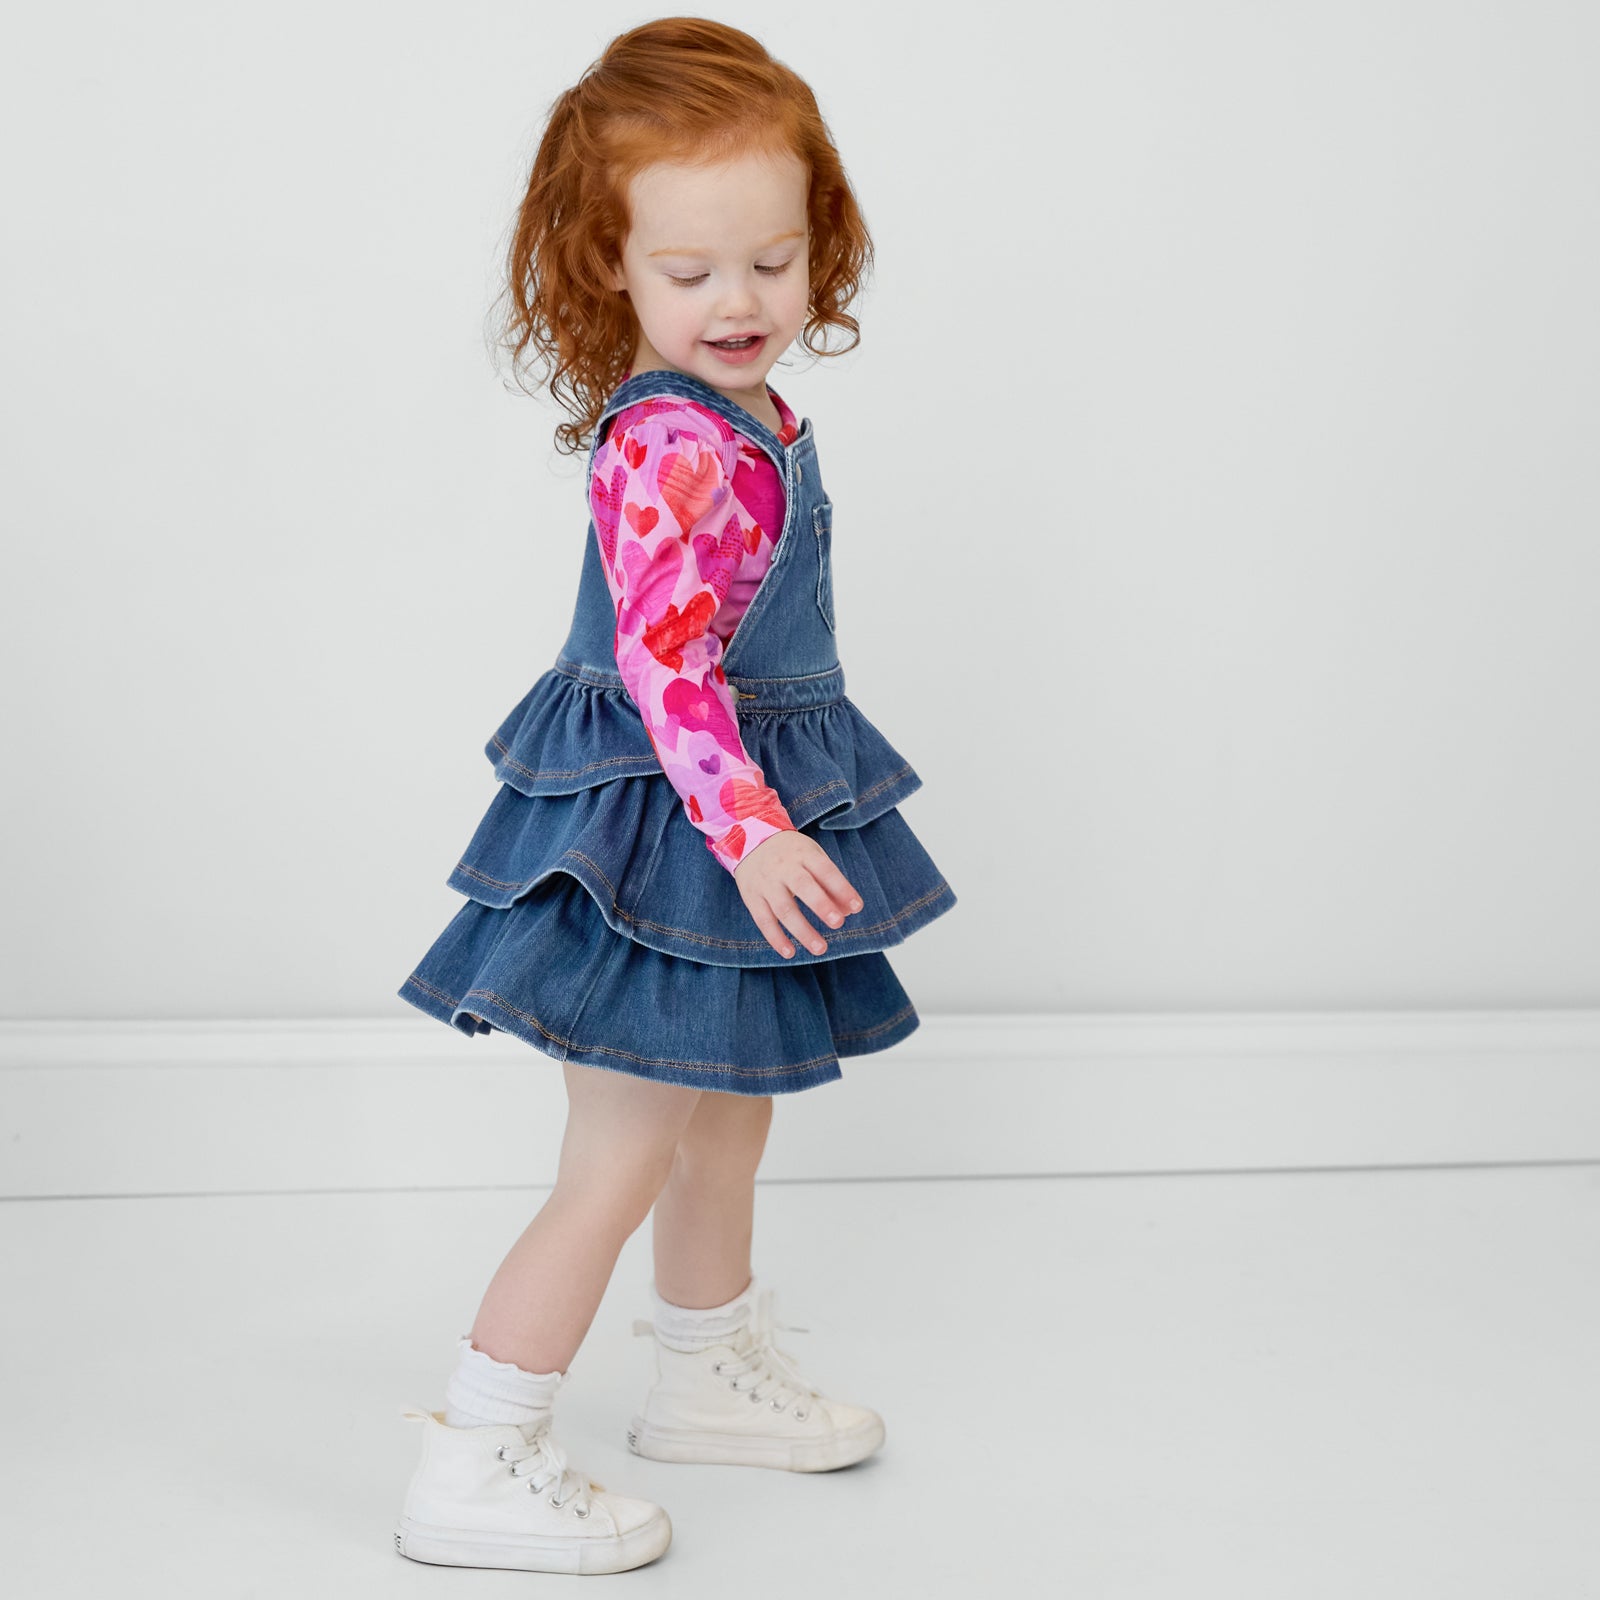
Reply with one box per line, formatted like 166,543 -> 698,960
394,1507 -> 672,1575
625,1411 -> 885,1472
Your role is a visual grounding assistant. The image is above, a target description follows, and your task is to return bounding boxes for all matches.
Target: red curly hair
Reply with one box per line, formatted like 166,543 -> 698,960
489,17 -> 874,456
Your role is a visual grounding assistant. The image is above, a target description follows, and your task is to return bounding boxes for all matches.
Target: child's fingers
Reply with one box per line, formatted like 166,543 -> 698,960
800,848 -> 862,917
734,835 -> 865,958
789,866 -> 859,931
770,886 -> 831,957
746,895 -> 798,958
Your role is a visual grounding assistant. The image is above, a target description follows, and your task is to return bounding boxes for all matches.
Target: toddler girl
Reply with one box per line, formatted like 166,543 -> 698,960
393,16 -> 957,1575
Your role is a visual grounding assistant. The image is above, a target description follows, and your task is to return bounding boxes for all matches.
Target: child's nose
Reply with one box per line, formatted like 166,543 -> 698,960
716,277 -> 763,315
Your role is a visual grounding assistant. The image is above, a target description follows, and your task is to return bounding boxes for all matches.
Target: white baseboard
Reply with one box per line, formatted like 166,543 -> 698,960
1,1011 -> 1597,1198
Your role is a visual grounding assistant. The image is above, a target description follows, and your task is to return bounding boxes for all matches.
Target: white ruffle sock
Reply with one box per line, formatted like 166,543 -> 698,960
648,1272 -> 759,1352
443,1335 -> 565,1430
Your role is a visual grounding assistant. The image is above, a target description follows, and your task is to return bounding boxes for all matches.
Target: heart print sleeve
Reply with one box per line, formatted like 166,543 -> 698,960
588,407 -> 799,875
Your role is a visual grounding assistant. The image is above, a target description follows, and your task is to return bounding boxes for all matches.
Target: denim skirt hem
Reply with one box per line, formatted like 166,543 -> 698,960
445,778 -> 956,970
397,868 -> 921,1096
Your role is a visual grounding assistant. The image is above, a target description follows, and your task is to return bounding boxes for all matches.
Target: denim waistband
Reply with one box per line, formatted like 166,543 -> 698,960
553,655 -> 845,712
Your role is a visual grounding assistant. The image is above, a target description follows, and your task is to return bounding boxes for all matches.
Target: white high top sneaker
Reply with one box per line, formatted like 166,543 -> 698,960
395,1404 -> 672,1575
626,1285 -> 886,1472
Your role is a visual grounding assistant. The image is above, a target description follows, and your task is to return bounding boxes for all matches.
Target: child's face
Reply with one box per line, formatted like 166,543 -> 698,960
609,148 -> 811,413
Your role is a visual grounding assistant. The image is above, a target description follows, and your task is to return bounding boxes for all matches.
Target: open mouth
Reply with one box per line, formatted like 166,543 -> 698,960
704,333 -> 768,363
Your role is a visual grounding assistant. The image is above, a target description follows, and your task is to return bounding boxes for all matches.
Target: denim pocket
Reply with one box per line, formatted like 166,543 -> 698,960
812,500 -> 835,632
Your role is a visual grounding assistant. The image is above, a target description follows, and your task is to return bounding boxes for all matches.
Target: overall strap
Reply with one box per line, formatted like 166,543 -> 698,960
593,367 -> 788,475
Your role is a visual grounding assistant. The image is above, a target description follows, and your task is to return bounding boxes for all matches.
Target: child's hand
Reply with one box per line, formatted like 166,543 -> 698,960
733,831 -> 864,959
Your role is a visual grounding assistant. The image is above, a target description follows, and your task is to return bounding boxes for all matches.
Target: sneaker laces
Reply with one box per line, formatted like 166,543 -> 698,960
711,1288 -> 824,1414
496,1419 -> 600,1517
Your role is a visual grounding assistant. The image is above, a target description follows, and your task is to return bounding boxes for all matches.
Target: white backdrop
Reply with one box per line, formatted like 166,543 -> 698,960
3,1 -> 1597,1024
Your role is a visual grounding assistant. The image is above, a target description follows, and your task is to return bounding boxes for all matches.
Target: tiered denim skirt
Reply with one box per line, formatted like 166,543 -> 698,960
397,660 -> 957,1096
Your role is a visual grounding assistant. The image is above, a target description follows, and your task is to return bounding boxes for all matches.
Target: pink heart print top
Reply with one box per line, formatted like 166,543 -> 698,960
588,382 -> 804,875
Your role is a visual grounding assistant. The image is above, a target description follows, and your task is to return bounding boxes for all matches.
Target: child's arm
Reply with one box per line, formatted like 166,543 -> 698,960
590,409 -> 799,874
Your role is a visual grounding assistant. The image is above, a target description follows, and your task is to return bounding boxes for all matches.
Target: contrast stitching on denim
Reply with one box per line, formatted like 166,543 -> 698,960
483,745 -> 881,792
553,657 -> 843,691
813,502 -> 835,631
403,973 -> 837,1078
782,776 -> 853,808
447,855 -> 950,949
450,818 -> 937,923
554,854 -> 953,950
728,700 -> 843,717
569,899 -> 640,1060
551,656 -> 637,690
445,797 -> 838,896
714,665 -> 845,687
451,861 -> 520,890
831,1002 -> 916,1044
843,765 -> 913,806
449,765 -> 911,867
550,665 -> 851,710
487,738 -> 655,785
470,988 -> 838,1076
403,972 -> 471,1011
544,659 -> 846,713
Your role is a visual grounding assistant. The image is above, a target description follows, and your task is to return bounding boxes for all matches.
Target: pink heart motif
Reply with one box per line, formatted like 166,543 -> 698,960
691,518 -> 744,594
698,754 -> 722,774
659,443 -> 723,536
591,460 -> 629,564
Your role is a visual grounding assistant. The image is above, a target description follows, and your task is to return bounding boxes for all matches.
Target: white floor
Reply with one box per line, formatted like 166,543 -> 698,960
4,1163 -> 1597,1597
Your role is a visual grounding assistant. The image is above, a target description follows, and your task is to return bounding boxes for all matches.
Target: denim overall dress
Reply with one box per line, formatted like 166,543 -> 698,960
397,367 -> 957,1095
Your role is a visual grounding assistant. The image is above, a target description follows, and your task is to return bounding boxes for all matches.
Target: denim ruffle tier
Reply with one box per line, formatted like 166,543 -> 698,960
396,657 -> 958,1096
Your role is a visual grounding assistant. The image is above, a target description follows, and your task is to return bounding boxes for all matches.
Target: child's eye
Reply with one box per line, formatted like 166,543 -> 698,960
666,262 -> 793,289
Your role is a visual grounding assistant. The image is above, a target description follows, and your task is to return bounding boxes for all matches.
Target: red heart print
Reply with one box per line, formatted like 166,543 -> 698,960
624,501 -> 659,537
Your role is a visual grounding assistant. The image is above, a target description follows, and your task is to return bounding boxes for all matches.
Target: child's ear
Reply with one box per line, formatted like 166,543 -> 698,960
606,260 -> 628,292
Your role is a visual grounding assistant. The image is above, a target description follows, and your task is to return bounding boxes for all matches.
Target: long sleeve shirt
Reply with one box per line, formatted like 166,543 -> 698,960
588,385 -> 803,874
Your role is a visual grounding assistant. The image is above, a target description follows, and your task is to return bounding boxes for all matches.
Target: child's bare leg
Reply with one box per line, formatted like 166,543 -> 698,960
651,1090 -> 775,1306
465,1063 -> 704,1373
